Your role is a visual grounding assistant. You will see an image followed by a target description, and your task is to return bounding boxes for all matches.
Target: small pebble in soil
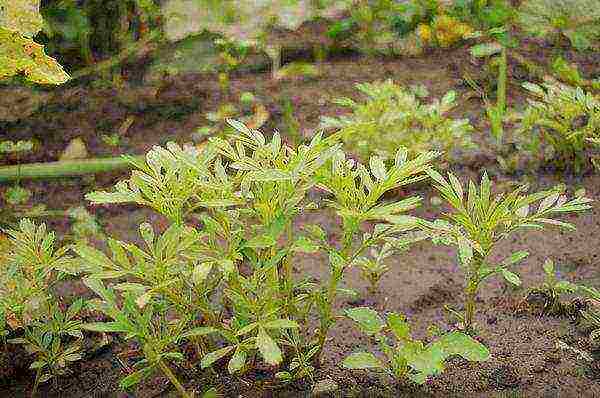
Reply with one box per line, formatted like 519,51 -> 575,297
311,378 -> 339,397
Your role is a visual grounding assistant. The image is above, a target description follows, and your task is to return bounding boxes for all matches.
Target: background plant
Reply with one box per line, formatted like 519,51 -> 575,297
342,307 -> 489,384
518,80 -> 600,172
420,169 -> 593,334
517,0 -> 600,51
526,258 -> 578,315
0,219 -> 83,395
320,79 -> 474,162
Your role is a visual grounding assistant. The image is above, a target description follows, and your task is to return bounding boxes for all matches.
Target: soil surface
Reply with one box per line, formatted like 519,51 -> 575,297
1,28 -> 600,398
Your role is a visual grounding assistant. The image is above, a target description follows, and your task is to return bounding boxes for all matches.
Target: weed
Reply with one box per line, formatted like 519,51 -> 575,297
526,258 -> 578,315
342,307 -> 489,383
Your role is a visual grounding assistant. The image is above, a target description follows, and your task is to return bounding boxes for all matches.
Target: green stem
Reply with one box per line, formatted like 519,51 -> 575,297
31,367 -> 41,398
158,360 -> 192,398
0,156 -> 141,182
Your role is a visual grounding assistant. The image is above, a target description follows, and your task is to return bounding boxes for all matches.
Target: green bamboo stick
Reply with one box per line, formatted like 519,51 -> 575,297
0,156 -> 142,182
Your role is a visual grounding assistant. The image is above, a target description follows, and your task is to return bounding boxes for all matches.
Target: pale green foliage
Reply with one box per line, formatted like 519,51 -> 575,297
161,0 -> 350,42
421,170 -> 593,332
79,119 -> 436,390
356,244 -> 393,293
517,0 -> 600,51
518,81 -> 600,171
0,219 -> 82,390
579,285 -> 600,342
527,258 -> 578,315
320,80 -> 474,162
0,0 -> 70,84
342,307 -> 489,384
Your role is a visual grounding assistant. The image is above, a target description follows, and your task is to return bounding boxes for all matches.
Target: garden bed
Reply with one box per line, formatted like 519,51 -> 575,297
1,34 -> 600,397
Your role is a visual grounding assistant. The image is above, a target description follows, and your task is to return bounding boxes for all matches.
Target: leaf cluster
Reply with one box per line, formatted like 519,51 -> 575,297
518,80 -> 600,171
320,79 -> 475,163
342,307 -> 489,384
0,219 -> 83,388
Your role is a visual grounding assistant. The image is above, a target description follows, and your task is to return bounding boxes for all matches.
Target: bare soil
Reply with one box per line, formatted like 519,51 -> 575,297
1,32 -> 600,397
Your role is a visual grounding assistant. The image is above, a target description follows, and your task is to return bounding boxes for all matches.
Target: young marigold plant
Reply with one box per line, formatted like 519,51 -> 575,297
518,81 -> 600,171
342,307 -> 489,384
78,120 -> 438,393
420,170 -> 593,334
517,0 -> 600,51
0,219 -> 83,395
320,79 -> 474,162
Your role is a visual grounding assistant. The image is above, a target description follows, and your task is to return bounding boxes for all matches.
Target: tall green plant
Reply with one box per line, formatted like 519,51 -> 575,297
77,120 -> 438,394
420,170 -> 592,334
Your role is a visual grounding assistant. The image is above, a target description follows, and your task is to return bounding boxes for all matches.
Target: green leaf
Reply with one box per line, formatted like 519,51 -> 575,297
193,262 -> 214,284
201,346 -> 235,369
542,258 -> 554,275
256,327 -> 282,366
119,367 -> 153,389
263,319 -> 299,330
500,269 -> 521,286
342,352 -> 384,369
83,322 -> 129,333
429,332 -> 490,362
457,237 -> 473,268
469,42 -> 502,57
387,312 -> 410,341
369,156 -> 387,181
500,251 -> 529,267
181,327 -> 218,339
292,236 -> 320,253
0,28 -> 69,84
345,307 -> 385,336
245,234 -> 277,249
73,244 -> 116,272
228,349 -> 247,374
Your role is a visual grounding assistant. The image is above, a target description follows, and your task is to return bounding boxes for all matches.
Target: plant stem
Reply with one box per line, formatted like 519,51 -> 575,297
158,360 -> 192,398
0,157 -> 141,182
31,367 -> 41,398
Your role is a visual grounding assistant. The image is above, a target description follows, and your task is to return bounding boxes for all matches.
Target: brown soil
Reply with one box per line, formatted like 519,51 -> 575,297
1,31 -> 600,398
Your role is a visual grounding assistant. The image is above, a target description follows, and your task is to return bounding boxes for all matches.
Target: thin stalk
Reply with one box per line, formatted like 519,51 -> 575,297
31,367 -> 41,398
0,156 -> 141,182
464,255 -> 484,334
315,221 -> 363,361
490,46 -> 507,145
158,360 -> 192,398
